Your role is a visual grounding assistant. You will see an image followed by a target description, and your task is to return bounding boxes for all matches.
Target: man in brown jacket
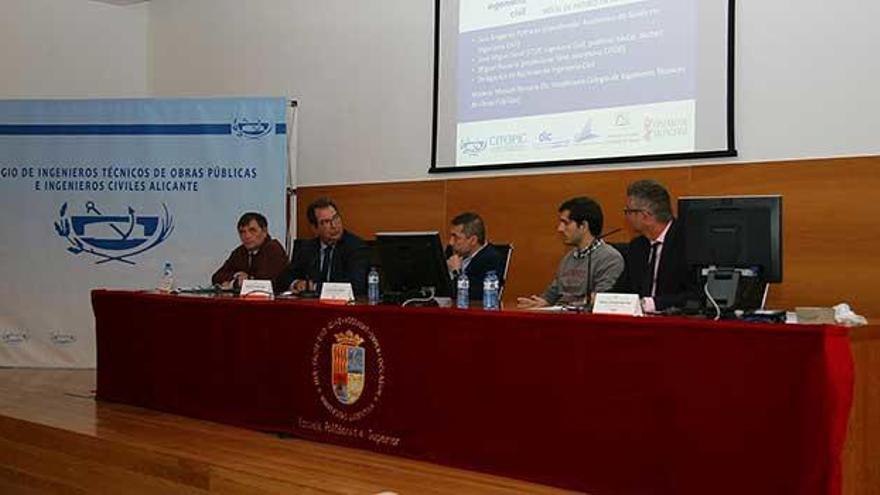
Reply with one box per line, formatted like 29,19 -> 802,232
211,212 -> 288,289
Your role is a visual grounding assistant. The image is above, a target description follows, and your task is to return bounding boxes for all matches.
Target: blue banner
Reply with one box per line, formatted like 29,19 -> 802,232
0,98 -> 288,367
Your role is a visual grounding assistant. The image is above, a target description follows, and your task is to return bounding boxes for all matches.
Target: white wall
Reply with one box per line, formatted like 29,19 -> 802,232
149,0 -> 434,187
734,0 -> 880,161
0,0 -> 149,98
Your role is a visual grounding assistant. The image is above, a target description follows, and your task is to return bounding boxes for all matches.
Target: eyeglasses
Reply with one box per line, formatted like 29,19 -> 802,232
317,214 -> 341,227
623,208 -> 644,215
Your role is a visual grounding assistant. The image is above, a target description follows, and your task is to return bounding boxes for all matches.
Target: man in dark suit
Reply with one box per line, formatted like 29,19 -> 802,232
446,212 -> 505,300
615,180 -> 696,312
276,197 -> 369,296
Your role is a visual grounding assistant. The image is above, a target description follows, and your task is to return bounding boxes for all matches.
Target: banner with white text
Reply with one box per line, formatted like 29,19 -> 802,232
0,98 -> 288,367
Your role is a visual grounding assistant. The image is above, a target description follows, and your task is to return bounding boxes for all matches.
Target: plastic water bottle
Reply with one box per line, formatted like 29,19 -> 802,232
483,271 -> 499,310
157,261 -> 174,293
491,271 -> 501,309
367,267 -> 380,305
456,272 -> 470,309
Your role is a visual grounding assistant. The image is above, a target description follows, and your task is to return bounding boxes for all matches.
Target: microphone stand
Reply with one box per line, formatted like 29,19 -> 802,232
586,244 -> 594,308
583,227 -> 622,309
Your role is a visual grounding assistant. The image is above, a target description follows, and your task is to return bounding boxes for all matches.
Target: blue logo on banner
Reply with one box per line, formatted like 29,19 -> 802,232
232,118 -> 273,139
54,201 -> 174,265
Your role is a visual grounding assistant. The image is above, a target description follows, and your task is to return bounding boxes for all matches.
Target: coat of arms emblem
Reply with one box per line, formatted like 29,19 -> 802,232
331,330 -> 365,405
312,317 -> 384,421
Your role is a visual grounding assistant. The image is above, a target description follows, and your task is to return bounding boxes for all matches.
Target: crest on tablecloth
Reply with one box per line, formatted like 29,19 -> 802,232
312,317 -> 385,422
331,330 -> 365,405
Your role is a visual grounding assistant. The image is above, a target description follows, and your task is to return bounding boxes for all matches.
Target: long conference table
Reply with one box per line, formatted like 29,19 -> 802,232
92,290 -> 854,495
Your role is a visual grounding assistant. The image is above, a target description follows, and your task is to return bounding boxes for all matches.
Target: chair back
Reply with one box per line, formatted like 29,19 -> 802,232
489,242 -> 513,297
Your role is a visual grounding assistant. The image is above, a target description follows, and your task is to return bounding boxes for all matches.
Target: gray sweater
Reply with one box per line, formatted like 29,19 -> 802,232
543,242 -> 624,305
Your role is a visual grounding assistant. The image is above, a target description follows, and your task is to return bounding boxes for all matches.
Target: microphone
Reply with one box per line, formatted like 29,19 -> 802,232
594,227 -> 622,244
296,243 -> 320,298
247,250 -> 255,272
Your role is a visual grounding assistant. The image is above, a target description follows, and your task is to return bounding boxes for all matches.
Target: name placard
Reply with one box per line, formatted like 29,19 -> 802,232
320,282 -> 354,303
592,293 -> 643,317
240,279 -> 274,299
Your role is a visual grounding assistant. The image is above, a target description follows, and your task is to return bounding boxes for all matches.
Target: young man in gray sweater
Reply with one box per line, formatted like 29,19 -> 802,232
517,196 -> 624,308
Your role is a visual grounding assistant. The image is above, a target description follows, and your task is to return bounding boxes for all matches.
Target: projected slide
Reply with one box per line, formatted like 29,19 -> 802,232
433,0 -> 732,170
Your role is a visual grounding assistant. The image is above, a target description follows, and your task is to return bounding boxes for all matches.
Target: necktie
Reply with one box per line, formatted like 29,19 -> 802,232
321,245 -> 334,282
643,241 -> 661,296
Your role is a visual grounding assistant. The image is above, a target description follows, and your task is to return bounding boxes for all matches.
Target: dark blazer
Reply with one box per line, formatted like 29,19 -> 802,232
613,219 -> 696,310
275,230 -> 369,296
450,244 -> 505,300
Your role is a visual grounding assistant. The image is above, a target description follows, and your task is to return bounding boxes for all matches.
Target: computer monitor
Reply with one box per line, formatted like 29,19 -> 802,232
374,232 -> 453,299
679,195 -> 782,282
679,195 -> 782,311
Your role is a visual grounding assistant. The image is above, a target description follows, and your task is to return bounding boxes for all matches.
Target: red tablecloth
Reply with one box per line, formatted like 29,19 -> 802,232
93,290 -> 853,495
